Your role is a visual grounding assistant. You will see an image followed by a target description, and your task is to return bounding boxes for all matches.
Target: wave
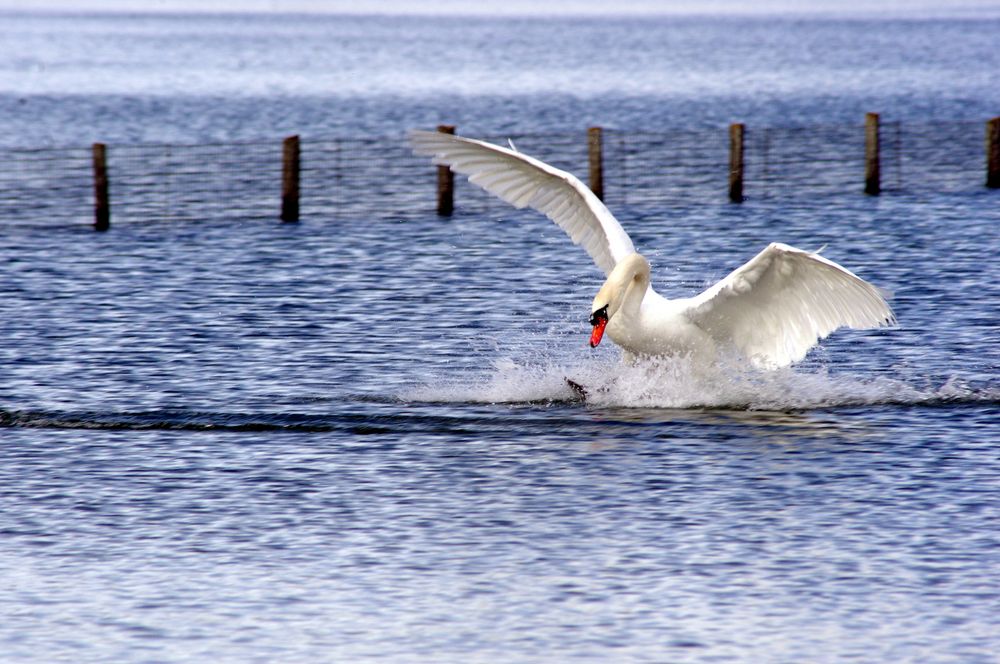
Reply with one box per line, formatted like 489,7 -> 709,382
0,409 -> 348,433
0,360 -> 994,433
0,398 -> 599,435
404,355 -> 999,411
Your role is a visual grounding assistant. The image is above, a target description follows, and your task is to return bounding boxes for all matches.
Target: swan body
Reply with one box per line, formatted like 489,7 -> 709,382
411,130 -> 895,368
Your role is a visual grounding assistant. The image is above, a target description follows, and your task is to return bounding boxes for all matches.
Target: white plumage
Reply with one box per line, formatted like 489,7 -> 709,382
411,130 -> 895,368
412,130 -> 634,274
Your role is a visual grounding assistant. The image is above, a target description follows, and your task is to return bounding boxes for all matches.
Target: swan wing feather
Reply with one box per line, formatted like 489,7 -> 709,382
683,243 -> 895,367
410,130 -> 635,275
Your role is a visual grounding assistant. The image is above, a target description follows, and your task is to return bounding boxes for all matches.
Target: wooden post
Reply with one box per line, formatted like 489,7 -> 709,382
864,112 -> 880,195
728,123 -> 745,203
436,124 -> 455,216
987,116 -> 1000,189
588,126 -> 604,201
92,142 -> 110,231
281,135 -> 300,222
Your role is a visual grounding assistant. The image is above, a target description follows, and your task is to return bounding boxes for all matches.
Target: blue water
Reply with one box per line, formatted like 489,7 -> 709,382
1,9 -> 1000,663
2,11 -> 1000,145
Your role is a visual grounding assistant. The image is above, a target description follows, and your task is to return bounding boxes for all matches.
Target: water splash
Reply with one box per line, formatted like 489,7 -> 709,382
404,355 -> 997,411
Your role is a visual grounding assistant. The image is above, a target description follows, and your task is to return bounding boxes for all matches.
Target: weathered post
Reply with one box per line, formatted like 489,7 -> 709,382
987,116 -> 1000,189
729,123 -> 745,203
588,126 -> 604,201
436,124 -> 455,216
864,112 -> 881,195
281,135 -> 300,222
92,142 -> 110,231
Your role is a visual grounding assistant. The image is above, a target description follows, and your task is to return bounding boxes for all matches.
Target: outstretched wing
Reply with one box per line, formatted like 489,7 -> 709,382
410,130 -> 635,276
683,243 -> 895,368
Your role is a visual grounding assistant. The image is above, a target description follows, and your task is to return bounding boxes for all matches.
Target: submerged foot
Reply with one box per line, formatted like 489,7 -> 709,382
565,378 -> 589,401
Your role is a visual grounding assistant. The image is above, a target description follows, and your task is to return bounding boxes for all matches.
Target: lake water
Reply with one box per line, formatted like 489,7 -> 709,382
1,9 -> 999,663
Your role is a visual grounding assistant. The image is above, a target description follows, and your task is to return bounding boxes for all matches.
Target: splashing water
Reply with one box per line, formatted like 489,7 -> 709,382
405,354 -> 996,410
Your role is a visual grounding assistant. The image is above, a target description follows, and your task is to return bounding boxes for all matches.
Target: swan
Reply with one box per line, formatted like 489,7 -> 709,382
410,130 -> 895,368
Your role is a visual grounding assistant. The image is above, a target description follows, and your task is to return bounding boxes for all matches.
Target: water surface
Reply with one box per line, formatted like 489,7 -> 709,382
1,10 -> 998,663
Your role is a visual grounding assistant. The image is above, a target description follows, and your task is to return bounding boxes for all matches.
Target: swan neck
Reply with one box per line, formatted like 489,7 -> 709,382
594,253 -> 650,321
619,255 -> 649,317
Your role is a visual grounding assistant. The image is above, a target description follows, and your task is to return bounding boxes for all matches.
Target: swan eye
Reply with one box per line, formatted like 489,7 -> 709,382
589,305 -> 609,326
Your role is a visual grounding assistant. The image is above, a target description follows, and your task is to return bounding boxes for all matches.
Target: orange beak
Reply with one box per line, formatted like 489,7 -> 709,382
590,316 -> 608,347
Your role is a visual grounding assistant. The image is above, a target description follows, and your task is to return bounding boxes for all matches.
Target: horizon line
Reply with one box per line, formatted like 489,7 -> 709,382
3,1 -> 1000,19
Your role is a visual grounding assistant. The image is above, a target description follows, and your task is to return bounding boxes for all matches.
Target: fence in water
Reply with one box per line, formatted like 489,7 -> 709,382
0,116 -> 998,229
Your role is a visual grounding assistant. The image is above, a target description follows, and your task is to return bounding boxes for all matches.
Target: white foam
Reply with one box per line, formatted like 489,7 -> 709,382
404,354 -> 994,411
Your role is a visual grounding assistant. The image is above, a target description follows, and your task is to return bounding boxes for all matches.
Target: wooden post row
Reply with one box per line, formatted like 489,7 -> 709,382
865,112 -> 880,195
92,142 -> 110,231
729,123 -> 745,203
588,126 -> 604,201
281,135 -> 300,222
987,116 -> 1000,189
436,125 -> 455,216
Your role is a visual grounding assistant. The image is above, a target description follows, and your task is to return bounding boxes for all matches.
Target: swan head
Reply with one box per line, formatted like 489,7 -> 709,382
589,253 -> 650,348
589,304 -> 609,347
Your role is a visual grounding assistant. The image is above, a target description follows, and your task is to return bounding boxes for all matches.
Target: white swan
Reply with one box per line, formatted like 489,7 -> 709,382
411,130 -> 895,368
